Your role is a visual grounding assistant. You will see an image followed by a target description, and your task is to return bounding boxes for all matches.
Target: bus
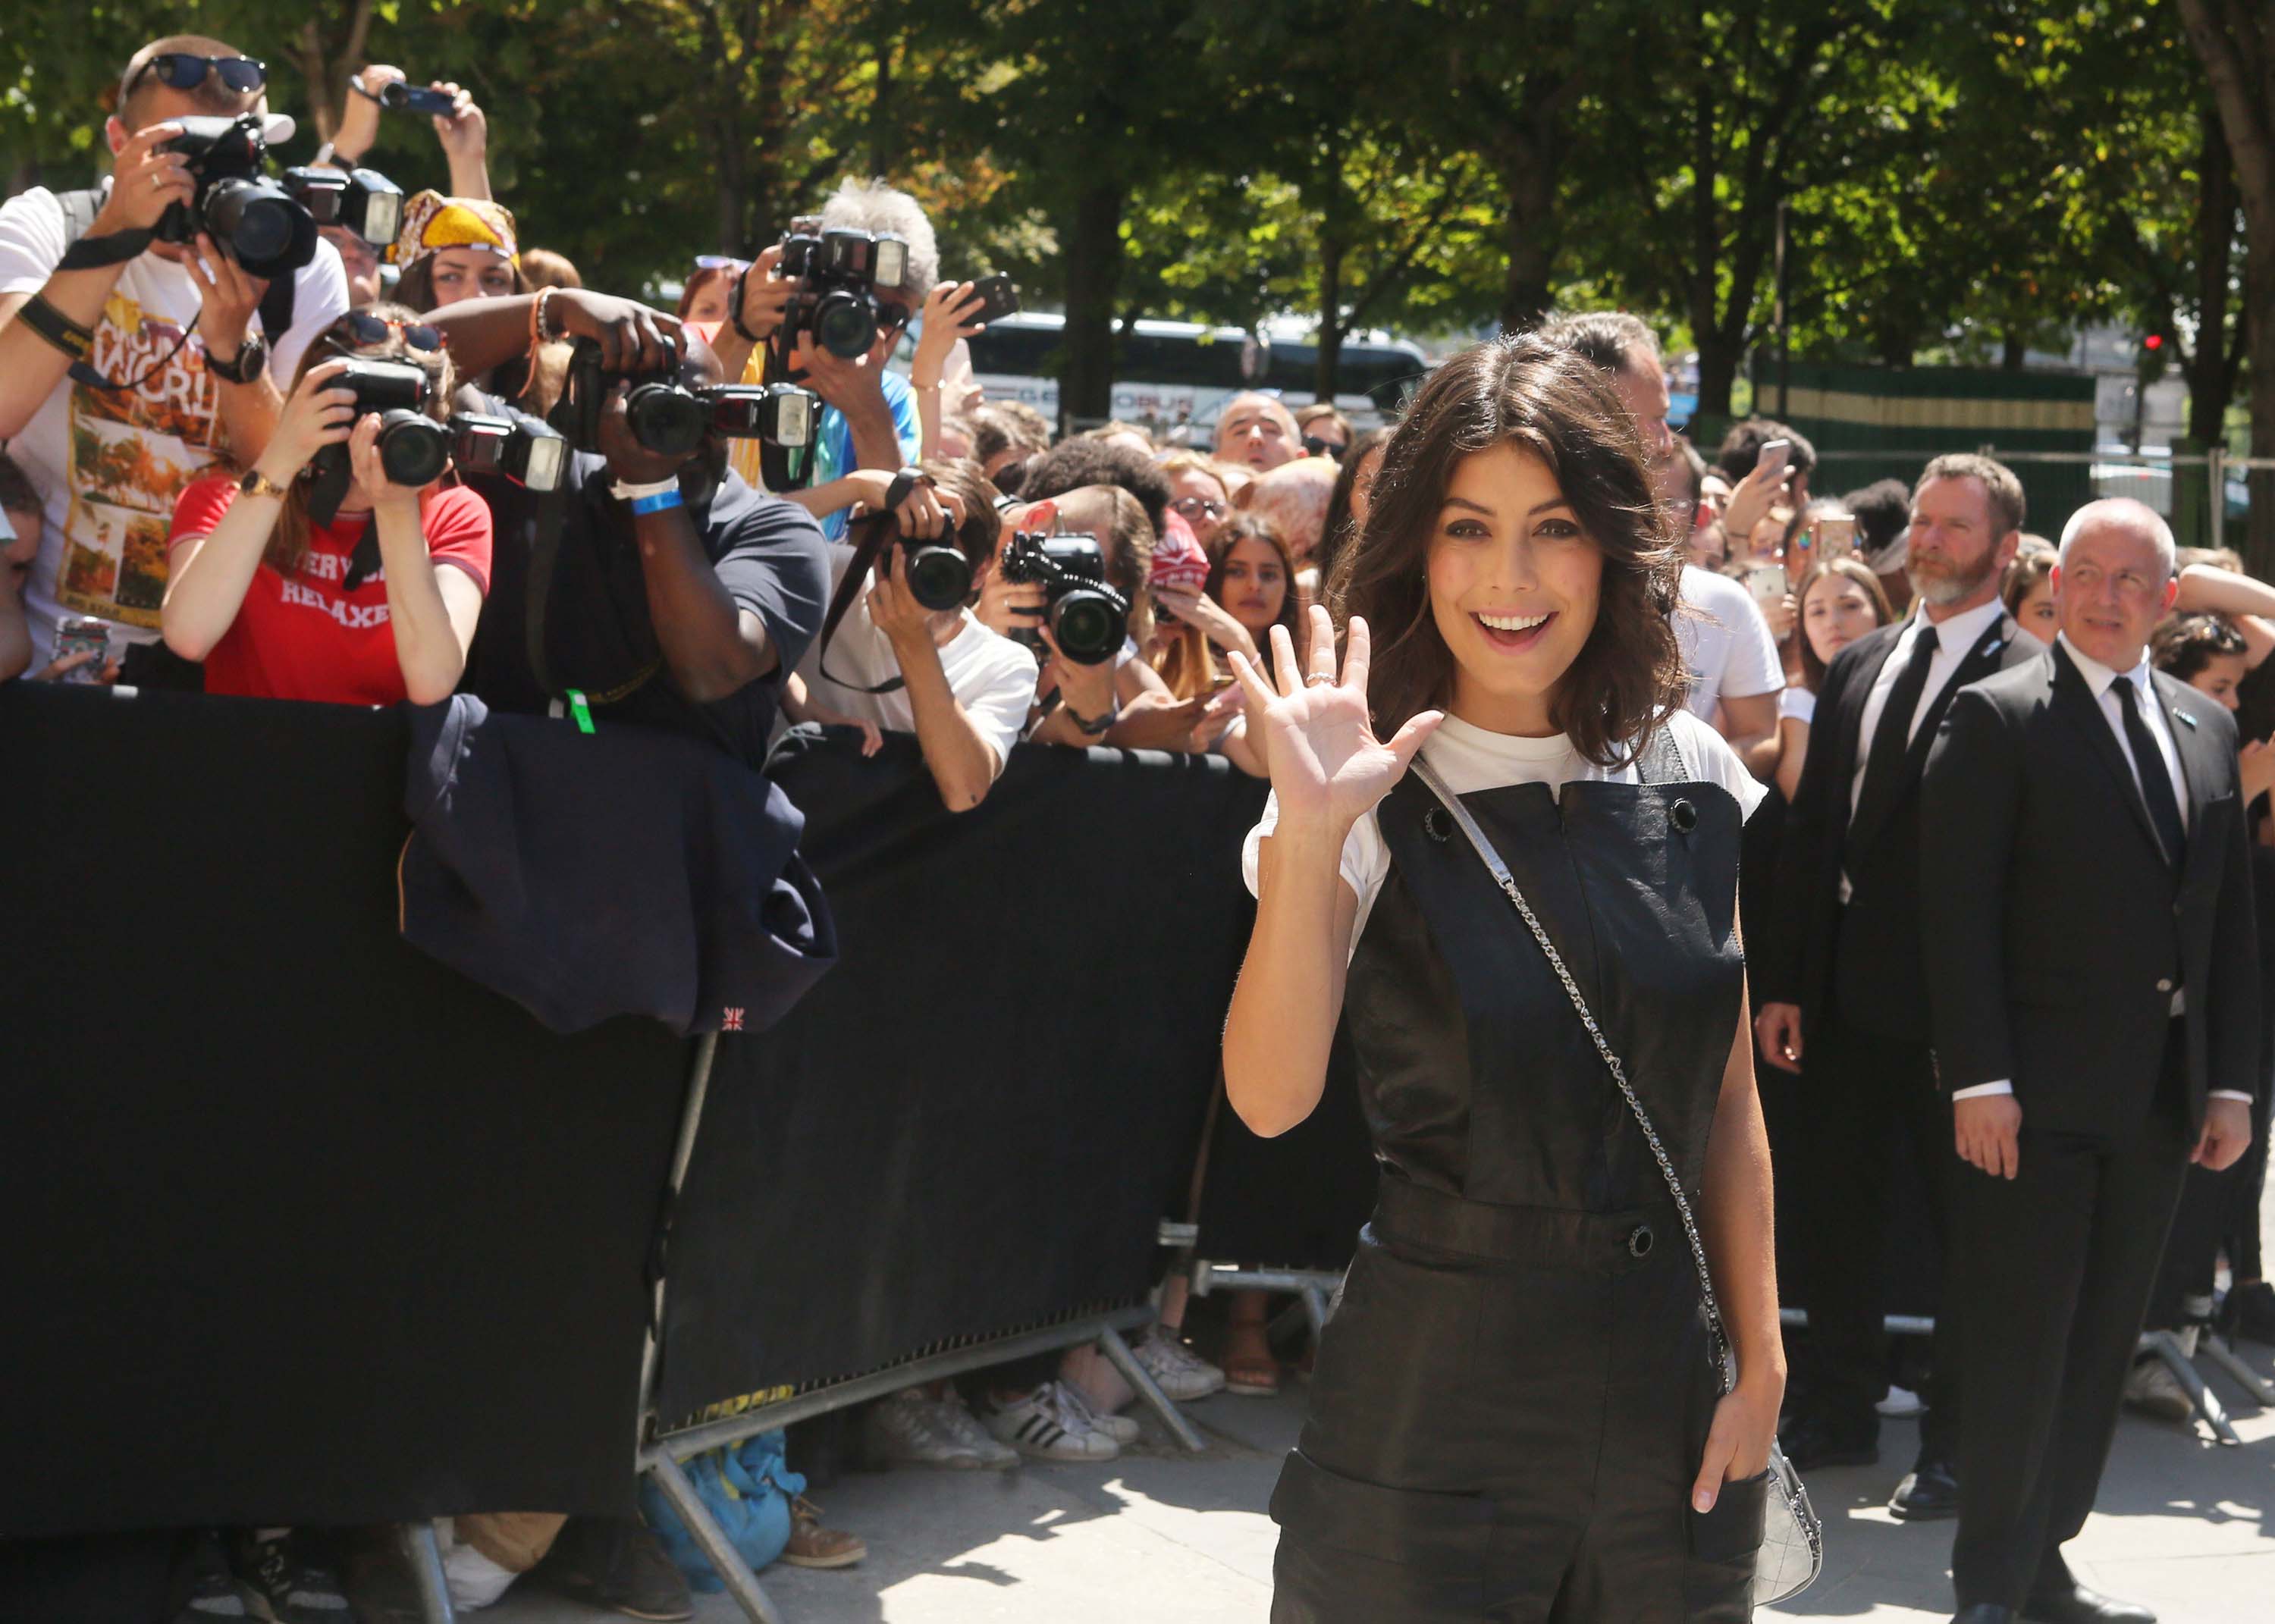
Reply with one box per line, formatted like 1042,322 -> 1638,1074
960,312 -> 1432,434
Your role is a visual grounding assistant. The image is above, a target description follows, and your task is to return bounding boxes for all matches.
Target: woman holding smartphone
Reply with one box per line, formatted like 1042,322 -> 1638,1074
1224,336 -> 1781,1621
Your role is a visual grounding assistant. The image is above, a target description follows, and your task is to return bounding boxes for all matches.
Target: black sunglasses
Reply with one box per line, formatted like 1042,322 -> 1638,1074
1301,435 -> 1346,462
329,311 -> 446,353
128,54 -> 267,98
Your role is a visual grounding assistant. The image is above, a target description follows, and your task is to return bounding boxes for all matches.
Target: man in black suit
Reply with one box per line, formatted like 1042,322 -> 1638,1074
1756,453 -> 2040,1516
1922,499 -> 2258,1624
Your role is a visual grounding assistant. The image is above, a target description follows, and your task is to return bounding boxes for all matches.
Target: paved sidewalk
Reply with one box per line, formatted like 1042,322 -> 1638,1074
482,1182 -> 2275,1624
488,1330 -> 2274,1624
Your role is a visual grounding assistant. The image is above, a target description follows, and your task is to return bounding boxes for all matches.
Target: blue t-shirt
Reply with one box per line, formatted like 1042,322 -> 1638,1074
814,369 -> 923,540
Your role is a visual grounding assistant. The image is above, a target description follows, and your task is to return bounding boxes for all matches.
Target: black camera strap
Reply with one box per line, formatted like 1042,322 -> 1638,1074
814,511 -> 908,698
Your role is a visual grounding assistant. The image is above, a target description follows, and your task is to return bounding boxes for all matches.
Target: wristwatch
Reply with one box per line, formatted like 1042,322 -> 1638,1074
238,466 -> 289,500
1064,700 -> 1116,737
207,334 -> 269,385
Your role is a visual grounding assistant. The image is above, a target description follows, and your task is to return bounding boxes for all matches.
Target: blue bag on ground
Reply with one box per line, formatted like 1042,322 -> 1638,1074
639,1430 -> 804,1590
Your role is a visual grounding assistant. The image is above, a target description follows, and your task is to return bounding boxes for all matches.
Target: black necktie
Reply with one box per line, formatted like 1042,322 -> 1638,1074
1856,625 -> 1941,820
2115,676 -> 2186,873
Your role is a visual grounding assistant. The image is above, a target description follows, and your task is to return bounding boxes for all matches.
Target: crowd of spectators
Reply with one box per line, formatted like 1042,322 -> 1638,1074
4,27 -> 2271,1624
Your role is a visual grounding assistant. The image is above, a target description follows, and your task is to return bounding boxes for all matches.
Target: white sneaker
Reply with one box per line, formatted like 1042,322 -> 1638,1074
1134,1329 -> 1225,1402
1875,1384 -> 1925,1419
1052,1378 -> 1140,1444
924,1390 -> 1020,1469
868,1387 -> 990,1468
983,1385 -> 1121,1461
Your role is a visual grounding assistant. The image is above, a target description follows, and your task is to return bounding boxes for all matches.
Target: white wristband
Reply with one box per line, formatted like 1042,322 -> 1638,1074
610,476 -> 680,503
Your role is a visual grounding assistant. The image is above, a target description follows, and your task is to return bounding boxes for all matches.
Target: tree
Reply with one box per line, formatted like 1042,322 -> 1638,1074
2177,0 -> 2275,569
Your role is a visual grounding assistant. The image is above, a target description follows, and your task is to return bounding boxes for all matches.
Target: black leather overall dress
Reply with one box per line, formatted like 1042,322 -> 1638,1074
1269,731 -> 1760,1622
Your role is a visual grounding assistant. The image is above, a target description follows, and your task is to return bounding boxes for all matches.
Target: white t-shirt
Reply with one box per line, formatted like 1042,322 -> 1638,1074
1241,709 -> 1768,949
1673,564 -> 1784,720
0,182 -> 350,665
796,543 -> 1040,779
1778,686 -> 1817,725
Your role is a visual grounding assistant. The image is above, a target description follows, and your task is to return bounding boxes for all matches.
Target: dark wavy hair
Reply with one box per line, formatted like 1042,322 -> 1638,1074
2151,612 -> 2249,684
1316,426 -> 1389,585
1324,334 -> 1687,767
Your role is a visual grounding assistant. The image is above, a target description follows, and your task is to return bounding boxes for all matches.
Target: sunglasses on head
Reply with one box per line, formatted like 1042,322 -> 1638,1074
328,312 -> 446,353
694,255 -> 751,273
1302,435 -> 1346,462
128,53 -> 267,98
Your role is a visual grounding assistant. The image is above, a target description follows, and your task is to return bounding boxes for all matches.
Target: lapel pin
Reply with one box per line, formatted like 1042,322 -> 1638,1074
2174,710 -> 2198,729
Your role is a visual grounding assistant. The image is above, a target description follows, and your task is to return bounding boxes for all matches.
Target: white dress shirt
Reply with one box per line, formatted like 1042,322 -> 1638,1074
1840,597 -> 2007,903
1953,634 -> 2251,1105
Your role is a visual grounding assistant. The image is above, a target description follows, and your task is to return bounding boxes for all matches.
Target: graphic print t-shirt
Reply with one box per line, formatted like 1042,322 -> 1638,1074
0,183 -> 349,665
168,475 -> 492,705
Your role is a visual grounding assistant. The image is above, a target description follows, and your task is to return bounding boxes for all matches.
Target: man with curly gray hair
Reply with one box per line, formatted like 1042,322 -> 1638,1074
712,177 -> 939,538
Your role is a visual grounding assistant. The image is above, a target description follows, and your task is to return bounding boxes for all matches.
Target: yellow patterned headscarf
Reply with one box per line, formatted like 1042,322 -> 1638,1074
392,190 -> 519,269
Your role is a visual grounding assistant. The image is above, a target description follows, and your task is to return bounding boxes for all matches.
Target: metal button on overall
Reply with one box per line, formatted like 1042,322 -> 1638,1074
1627,1223 -> 1655,1259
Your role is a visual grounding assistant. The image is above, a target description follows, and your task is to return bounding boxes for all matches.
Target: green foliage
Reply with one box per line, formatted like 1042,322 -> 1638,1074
0,0 -> 2242,412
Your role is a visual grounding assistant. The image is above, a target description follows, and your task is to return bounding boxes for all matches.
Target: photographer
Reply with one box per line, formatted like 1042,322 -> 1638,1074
708,180 -> 933,536
786,459 -> 1037,810
161,307 -> 489,704
0,33 -> 350,671
425,287 -> 829,767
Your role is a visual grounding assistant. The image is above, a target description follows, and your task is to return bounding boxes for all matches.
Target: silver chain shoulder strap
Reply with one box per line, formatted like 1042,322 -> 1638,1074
1407,754 -> 1732,1391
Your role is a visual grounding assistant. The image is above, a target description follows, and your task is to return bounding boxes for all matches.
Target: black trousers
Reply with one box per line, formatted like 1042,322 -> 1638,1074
1270,1180 -> 1754,1622
1787,1014 -> 1963,1459
1948,1033 -> 2191,1610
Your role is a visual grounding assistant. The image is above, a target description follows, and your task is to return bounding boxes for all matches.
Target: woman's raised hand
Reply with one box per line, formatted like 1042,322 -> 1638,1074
1228,602 -> 1441,837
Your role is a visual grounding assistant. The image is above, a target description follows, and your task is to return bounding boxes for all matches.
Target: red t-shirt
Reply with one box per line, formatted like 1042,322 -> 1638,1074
168,474 -> 493,705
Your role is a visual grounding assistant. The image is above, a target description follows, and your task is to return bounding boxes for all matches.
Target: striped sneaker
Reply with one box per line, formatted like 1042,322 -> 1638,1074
981,1385 -> 1121,1461
1051,1379 -> 1140,1446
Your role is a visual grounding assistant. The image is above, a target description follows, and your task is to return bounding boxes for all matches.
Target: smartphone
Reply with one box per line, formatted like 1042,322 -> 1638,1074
1756,438 -> 1792,481
381,83 -> 460,118
1745,563 -> 1788,609
1812,513 -> 1857,562
966,274 -> 1021,324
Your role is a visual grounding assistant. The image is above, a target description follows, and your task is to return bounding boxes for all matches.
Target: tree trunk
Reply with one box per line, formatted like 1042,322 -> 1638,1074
2000,332 -> 2026,369
1495,149 -> 1556,332
1694,337 -> 1743,422
1314,226 -> 1345,403
2176,0 -> 2275,571
2188,105 -> 2240,444
1060,179 -> 1127,431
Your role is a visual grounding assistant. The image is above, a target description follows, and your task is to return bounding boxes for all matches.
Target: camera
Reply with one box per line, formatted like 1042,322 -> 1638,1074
998,531 -> 1129,665
776,227 -> 909,362
451,413 -> 569,494
305,358 -> 447,523
886,521 -> 974,614
281,165 -> 405,250
156,115 -> 316,278
554,339 -> 821,462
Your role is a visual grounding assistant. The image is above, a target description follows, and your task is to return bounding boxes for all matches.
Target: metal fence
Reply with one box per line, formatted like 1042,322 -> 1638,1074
1814,447 -> 2275,553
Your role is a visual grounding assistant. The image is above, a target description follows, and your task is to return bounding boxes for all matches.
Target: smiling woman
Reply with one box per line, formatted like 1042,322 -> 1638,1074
1224,334 -> 1787,1622
1326,334 -> 1686,767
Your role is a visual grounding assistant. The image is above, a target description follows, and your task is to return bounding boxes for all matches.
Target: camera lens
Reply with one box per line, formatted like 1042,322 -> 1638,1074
1050,588 -> 1125,665
375,410 -> 450,487
625,382 -> 707,458
812,290 -> 877,359
204,177 -> 318,277
902,544 -> 974,613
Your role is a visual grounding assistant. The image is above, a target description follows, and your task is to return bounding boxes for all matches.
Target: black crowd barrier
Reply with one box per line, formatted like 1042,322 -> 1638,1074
656,727 -> 1262,1422
0,682 -> 688,1538
0,683 -> 1285,1542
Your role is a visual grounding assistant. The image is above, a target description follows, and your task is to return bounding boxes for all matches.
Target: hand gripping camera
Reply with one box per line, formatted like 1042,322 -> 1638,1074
552,337 -> 818,469
155,115 -> 318,278
775,226 -> 908,362
306,359 -> 450,524
998,531 -> 1130,665
281,165 -> 405,251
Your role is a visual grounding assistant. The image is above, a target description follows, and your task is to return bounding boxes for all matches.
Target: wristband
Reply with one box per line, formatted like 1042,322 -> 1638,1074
1065,700 -> 1116,737
629,489 -> 685,516
730,264 -> 764,345
611,475 -> 681,502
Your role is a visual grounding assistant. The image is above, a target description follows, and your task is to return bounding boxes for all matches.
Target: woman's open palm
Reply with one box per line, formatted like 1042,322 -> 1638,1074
1229,604 -> 1442,836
